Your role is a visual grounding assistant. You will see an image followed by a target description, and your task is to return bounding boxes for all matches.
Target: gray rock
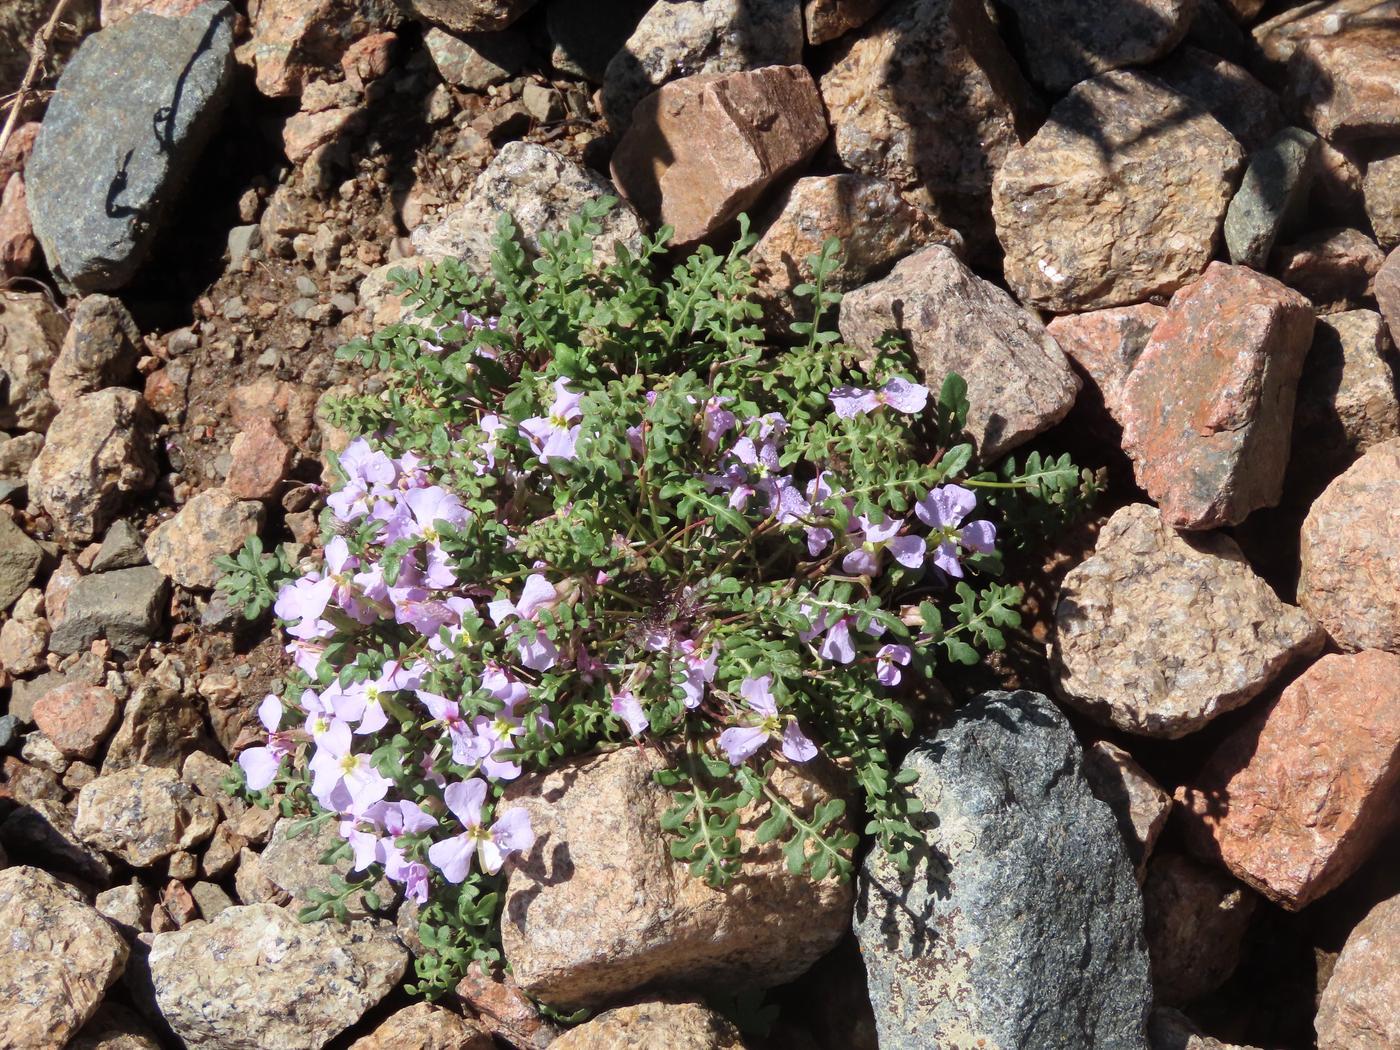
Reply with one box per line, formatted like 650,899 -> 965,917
75,764 -> 218,867
546,0 -> 651,83
93,519 -> 148,572
226,224 -> 261,268
259,817 -> 394,918
1224,127 -> 1319,268
0,798 -> 116,885
853,690 -> 1152,1050
602,0 -> 803,129
95,881 -> 156,936
0,513 -> 42,612
0,290 -> 66,433
0,713 -> 20,751
149,903 -> 407,1050
49,294 -> 143,407
26,3 -> 236,292
48,564 -> 169,656
189,881 -> 234,920
424,26 -> 527,91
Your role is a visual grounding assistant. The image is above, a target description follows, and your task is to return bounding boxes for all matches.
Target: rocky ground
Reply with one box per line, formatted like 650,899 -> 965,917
0,0 -> 1398,1047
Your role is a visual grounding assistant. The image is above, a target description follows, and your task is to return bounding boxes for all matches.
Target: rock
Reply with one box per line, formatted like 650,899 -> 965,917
1084,739 -> 1171,878
0,866 -> 129,1048
0,513 -> 42,612
1315,892 -> 1400,1049
187,882 -> 233,921
1045,303 -> 1165,418
412,141 -> 644,270
0,291 -> 65,432
996,69 -> 1245,312
401,0 -> 536,33
50,295 -> 142,408
0,799 -> 116,884
996,0 -> 1193,91
545,0 -> 650,82
1053,504 -> 1324,737
1149,47 -> 1283,153
260,817 -> 393,917
67,1003 -> 163,1050
29,388 -> 158,544
1223,127 -> 1318,268
838,244 -> 1080,460
749,173 -> 961,336
1272,227 -> 1387,312
0,588 -> 48,674
1382,245 -> 1400,344
103,657 -> 207,773
240,0 -> 397,97
1297,438 -> 1400,651
0,173 -> 38,281
454,964 -> 559,1049
93,519 -> 148,571
1143,853 -> 1257,1007
1364,148 -> 1400,251
550,1000 -> 748,1049
1288,310 -> 1400,499
145,488 -> 264,590
281,101 -> 362,165
75,765 -> 218,867
601,0 -> 803,129
26,3 -> 236,292
96,881 -> 155,934
31,683 -> 120,759
1150,1008 -> 1259,1050
1118,262 -> 1315,529
521,82 -> 564,123
1184,0 -> 1249,62
225,416 -> 292,502
1177,650 -> 1400,909
610,66 -> 828,247
501,746 -> 853,1010
48,565 -> 169,656
854,691 -> 1152,1049
424,27 -> 525,91
803,0 -> 886,43
149,903 -> 407,1050
233,847 -> 287,905
347,1002 -> 494,1050
1284,9 -> 1400,141
819,0 -> 1037,251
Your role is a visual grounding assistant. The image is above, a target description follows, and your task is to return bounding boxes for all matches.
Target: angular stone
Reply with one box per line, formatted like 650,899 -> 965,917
1381,245 -> 1400,345
93,519 -> 148,572
103,657 -> 206,774
997,0 -> 1193,91
347,1003 -> 494,1050
1053,504 -> 1325,737
75,765 -> 218,867
0,291 -> 65,432
145,488 -> 264,590
1272,227 -> 1387,312
1143,852 -> 1257,1007
0,589 -> 48,674
610,66 -> 828,247
1004,69 -> 1245,311
400,0 -> 536,33
96,881 -> 155,934
1297,438 -> 1400,651
820,0 -> 1037,250
0,799 -> 116,885
240,0 -> 396,97
1150,47 -> 1281,153
1046,303 -> 1165,420
854,691 -> 1152,1050
29,388 -> 158,543
501,746 -> 853,1010
50,294 -> 142,408
260,817 -> 393,918
550,1000 -> 748,1050
0,513 -> 42,612
1364,148 -> 1400,251
454,964 -> 559,1050
1084,739 -> 1171,878
804,0 -> 886,43
1316,892 -> 1400,1049
31,684 -> 120,759
424,26 -> 525,91
1252,0 -> 1397,66
0,174 -> 38,286
839,244 -> 1080,460
0,866 -> 129,1048
149,904 -> 407,1050
601,0 -> 803,129
1286,11 -> 1400,141
1223,127 -> 1318,268
48,565 -> 169,656
1150,1008 -> 1260,1050
412,141 -> 643,270
1119,262 -> 1315,529
749,173 -> 960,336
225,416 -> 292,502
1177,650 -> 1400,909
26,3 -> 236,292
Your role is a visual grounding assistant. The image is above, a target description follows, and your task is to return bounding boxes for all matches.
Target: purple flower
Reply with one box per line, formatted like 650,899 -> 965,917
718,675 -> 818,765
611,688 -> 648,736
520,377 -> 583,462
328,439 -> 398,522
698,396 -> 736,456
385,853 -> 431,903
476,414 -> 507,476
238,694 -> 294,791
829,378 -> 928,419
460,711 -> 525,781
417,689 -> 477,765
426,779 -> 536,882
308,721 -> 391,817
829,386 -> 878,419
274,573 -> 336,640
798,607 -> 885,665
841,514 -> 927,578
876,644 -> 912,686
914,484 -> 997,578
678,640 -> 719,710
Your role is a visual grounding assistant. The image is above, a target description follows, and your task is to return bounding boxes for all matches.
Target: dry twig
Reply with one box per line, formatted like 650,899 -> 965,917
0,0 -> 78,160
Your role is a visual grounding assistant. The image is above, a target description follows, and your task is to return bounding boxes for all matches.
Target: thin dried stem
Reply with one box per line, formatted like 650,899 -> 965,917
0,0 -> 78,161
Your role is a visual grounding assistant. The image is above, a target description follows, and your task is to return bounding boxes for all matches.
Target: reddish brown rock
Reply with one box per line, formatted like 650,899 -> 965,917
282,105 -> 360,164
1118,262 -> 1314,529
0,174 -> 37,279
31,684 -> 120,760
1287,14 -> 1400,141
348,1002 -> 497,1050
1315,892 -> 1400,1049
1297,437 -> 1400,651
1176,650 -> 1400,909
1364,148 -> 1400,251
1271,227 -> 1387,312
100,0 -> 204,23
402,0 -> 537,34
454,964 -> 560,1049
1046,304 -> 1165,418
1083,739 -> 1171,878
239,0 -> 397,97
1150,47 -> 1283,154
225,416 -> 293,502
1379,245 -> 1400,344
610,66 -> 828,247
1143,853 -> 1257,1007
340,30 -> 396,90
804,0 -> 885,43
0,122 -> 40,185
550,1000 -> 749,1049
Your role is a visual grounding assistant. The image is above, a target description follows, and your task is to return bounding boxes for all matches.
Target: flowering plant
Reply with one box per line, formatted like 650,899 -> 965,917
224,202 -> 1097,998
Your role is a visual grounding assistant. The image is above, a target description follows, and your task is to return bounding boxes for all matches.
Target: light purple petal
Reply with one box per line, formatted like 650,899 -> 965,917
781,721 -> 818,763
256,694 -> 283,734
932,539 -> 964,578
740,675 -> 778,717
829,386 -> 877,419
491,807 -> 535,854
427,834 -> 475,883
818,619 -> 856,664
807,526 -> 834,557
719,725 -> 770,765
959,519 -> 997,554
443,778 -> 487,829
239,747 -> 282,791
879,377 -> 929,414
915,484 -> 977,530
889,535 -> 927,569
842,548 -> 880,577
611,690 -> 649,736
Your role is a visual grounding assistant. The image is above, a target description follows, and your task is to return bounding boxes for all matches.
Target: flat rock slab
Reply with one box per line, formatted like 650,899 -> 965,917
996,0 -> 1193,91
1119,262 -> 1314,529
150,903 -> 407,1050
854,691 -> 1152,1050
1053,504 -> 1324,738
1176,650 -> 1400,909
839,244 -> 1079,460
993,69 -> 1244,312
1315,892 -> 1400,1050
1298,437 -> 1400,651
26,2 -> 235,292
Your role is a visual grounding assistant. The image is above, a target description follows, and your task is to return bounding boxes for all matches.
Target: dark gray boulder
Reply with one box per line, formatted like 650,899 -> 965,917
26,2 -> 235,292
854,690 -> 1153,1049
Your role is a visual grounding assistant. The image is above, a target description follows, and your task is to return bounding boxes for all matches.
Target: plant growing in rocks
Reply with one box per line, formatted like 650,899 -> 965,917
222,201 -> 1099,999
